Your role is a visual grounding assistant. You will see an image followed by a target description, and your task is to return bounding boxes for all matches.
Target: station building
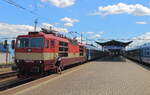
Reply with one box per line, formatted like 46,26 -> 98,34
96,40 -> 132,56
0,43 -> 12,64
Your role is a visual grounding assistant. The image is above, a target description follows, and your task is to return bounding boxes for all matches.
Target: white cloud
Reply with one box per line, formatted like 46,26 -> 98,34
61,17 -> 79,27
127,32 -> 150,49
86,32 -> 94,34
64,23 -> 73,27
88,34 -> 102,39
61,17 -> 79,23
41,22 -> 69,33
136,21 -> 147,24
41,23 -> 54,28
95,34 -> 101,38
0,22 -> 69,38
91,3 -> 150,16
41,0 -> 75,8
0,23 -> 35,38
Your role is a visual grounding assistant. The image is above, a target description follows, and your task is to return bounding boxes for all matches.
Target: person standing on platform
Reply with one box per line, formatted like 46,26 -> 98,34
55,55 -> 62,74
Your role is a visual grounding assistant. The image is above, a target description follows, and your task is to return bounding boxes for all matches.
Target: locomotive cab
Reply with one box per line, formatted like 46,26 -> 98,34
15,32 -> 55,76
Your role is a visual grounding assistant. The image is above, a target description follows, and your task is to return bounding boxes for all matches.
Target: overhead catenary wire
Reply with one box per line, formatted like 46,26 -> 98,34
2,0 -> 37,15
2,0 -> 51,22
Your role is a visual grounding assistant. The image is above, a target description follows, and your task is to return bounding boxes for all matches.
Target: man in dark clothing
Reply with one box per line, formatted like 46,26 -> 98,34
55,55 -> 62,74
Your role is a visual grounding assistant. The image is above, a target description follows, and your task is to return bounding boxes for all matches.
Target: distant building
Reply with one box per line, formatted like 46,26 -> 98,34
0,43 -> 12,64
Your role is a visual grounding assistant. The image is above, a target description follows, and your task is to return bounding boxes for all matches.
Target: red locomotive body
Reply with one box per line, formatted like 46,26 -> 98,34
15,30 -> 86,77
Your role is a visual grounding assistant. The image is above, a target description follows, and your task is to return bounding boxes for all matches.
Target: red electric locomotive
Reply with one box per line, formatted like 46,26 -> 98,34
14,28 -> 86,77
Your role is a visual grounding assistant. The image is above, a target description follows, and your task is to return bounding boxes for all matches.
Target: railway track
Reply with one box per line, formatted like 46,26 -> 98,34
0,62 -> 86,91
0,72 -> 17,79
0,77 -> 33,91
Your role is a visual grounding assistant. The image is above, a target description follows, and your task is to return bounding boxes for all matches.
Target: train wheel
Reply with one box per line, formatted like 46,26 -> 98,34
17,74 -> 21,78
51,68 -> 57,74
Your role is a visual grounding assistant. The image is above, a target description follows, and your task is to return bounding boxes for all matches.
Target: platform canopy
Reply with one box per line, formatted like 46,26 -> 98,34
96,40 -> 132,47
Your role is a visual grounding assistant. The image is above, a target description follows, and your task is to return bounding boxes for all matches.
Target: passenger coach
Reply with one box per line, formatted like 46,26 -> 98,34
126,43 -> 150,64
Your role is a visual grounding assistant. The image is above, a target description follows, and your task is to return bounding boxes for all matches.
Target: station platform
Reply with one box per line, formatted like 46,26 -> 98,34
2,57 -> 150,95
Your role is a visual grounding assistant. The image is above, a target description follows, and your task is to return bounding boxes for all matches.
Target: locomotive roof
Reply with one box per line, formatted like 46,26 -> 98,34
18,32 -> 69,43
17,31 -> 85,46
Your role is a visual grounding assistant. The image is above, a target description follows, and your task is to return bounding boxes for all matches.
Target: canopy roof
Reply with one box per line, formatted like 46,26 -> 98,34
96,40 -> 132,47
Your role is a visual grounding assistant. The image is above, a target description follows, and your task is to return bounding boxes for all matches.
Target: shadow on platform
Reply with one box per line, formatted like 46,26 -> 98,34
129,59 -> 150,71
97,56 -> 126,62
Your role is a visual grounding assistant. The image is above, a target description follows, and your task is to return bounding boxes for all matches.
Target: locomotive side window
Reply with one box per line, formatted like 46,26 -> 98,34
59,42 -> 63,46
45,40 -> 49,48
79,46 -> 84,56
58,41 -> 68,57
50,40 -> 55,48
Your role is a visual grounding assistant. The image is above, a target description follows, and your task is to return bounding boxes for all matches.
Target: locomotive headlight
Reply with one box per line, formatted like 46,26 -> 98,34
27,49 -> 32,52
35,60 -> 43,64
39,60 -> 42,64
15,59 -> 19,63
16,60 -> 19,63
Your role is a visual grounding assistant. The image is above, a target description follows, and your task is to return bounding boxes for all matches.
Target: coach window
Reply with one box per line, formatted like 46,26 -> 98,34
146,48 -> 150,56
147,52 -> 150,56
144,49 -> 147,56
45,40 -> 49,48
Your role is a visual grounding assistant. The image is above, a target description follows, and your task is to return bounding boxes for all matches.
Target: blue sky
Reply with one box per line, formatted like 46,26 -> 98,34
0,0 -> 150,46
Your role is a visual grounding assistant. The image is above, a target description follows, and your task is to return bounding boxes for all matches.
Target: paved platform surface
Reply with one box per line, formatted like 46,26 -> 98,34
14,58 -> 150,95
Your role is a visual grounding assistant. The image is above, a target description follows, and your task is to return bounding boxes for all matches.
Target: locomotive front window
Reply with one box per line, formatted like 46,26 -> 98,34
17,38 -> 29,48
30,38 -> 43,48
17,37 -> 43,48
